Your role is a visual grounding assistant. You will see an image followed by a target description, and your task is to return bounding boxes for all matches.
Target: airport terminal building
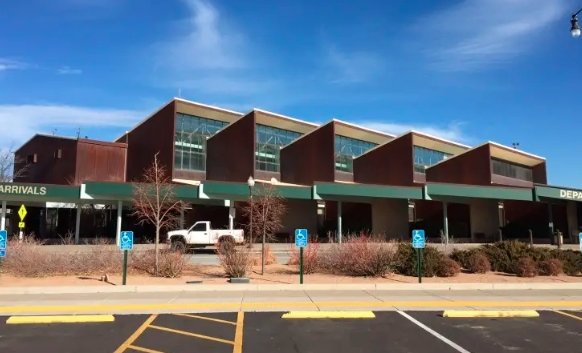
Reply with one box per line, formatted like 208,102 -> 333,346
3,97 -> 582,244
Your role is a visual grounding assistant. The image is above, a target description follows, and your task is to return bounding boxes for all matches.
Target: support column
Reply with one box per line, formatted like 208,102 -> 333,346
75,204 -> 81,244
1,201 -> 6,231
229,206 -> 235,230
116,200 -> 122,246
548,204 -> 555,244
443,201 -> 449,245
180,208 -> 185,229
566,201 -> 579,243
337,201 -> 343,244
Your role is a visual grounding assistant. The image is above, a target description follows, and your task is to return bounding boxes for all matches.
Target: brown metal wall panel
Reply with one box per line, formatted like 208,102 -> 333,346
426,144 -> 492,185
14,135 -> 78,184
75,140 -> 127,184
206,111 -> 255,182
533,162 -> 547,184
354,133 -> 414,186
491,174 -> 533,188
125,101 -> 175,182
281,122 -> 335,185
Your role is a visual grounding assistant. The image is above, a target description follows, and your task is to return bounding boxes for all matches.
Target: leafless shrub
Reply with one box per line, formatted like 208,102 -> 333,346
218,247 -> 253,278
538,259 -> 563,276
288,243 -> 320,274
252,245 -> 277,266
319,237 -> 396,277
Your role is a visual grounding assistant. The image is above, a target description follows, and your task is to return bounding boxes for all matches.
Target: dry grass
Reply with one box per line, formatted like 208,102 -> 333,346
0,238 -> 190,278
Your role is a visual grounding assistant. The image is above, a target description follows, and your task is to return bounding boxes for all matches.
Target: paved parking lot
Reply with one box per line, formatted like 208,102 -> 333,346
1,310 -> 581,353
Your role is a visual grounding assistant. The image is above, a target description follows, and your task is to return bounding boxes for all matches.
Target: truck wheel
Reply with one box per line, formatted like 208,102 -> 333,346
218,237 -> 234,254
171,238 -> 186,253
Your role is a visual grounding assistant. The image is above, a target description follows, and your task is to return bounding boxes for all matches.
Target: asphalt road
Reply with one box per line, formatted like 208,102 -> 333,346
187,248 -> 292,265
1,310 -> 581,353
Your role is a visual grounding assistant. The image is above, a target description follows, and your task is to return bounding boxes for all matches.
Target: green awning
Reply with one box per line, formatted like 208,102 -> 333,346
0,182 -> 80,202
314,182 -> 423,201
534,185 -> 582,202
83,182 -> 198,202
200,180 -> 312,200
425,183 -> 533,201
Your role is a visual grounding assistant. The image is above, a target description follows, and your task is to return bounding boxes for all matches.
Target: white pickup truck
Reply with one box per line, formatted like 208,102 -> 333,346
167,221 -> 244,251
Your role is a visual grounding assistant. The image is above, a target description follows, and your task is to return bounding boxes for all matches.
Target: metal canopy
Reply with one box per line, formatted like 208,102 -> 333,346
534,185 -> 582,203
425,183 -> 533,202
313,182 -> 423,201
200,180 -> 312,201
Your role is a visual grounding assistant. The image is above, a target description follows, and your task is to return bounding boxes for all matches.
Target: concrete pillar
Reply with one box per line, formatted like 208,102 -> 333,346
116,200 -> 122,246
443,202 -> 449,245
1,201 -> 6,231
548,204 -> 555,243
180,208 -> 185,229
566,201 -> 579,243
337,201 -> 342,244
470,199 -> 500,242
229,206 -> 235,230
371,199 -> 408,239
75,204 -> 81,244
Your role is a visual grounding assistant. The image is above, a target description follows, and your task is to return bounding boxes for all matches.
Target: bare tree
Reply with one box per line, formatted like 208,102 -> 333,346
241,184 -> 286,274
0,147 -> 28,182
131,153 -> 184,275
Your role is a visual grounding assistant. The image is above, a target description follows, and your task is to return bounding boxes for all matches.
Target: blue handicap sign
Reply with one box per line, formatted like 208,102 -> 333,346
295,229 -> 308,248
412,229 -> 426,249
579,232 -> 582,252
0,230 -> 6,258
120,231 -> 134,251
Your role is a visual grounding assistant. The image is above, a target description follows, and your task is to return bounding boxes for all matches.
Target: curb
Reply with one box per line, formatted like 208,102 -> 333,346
6,314 -> 115,324
2,282 -> 582,295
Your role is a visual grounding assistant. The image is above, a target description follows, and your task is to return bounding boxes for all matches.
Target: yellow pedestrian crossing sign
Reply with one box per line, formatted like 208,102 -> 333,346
18,205 -> 27,221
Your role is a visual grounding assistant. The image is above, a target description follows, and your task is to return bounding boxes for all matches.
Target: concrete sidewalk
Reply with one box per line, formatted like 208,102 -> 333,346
2,285 -> 582,315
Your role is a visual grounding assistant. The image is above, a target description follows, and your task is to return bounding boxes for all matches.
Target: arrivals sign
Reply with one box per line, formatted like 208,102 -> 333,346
0,185 -> 47,196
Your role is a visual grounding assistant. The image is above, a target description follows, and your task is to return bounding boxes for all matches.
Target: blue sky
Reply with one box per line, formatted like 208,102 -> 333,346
1,0 -> 581,186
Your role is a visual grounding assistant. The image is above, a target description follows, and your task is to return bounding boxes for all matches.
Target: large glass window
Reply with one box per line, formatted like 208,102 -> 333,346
256,124 -> 301,172
491,158 -> 533,181
335,135 -> 377,172
174,113 -> 228,171
413,146 -> 452,173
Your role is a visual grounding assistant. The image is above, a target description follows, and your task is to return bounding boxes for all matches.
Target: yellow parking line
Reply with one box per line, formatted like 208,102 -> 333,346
442,310 -> 539,318
282,311 -> 376,319
113,314 -> 158,353
555,310 -> 582,322
6,315 -> 114,324
127,345 -> 165,353
149,324 -> 235,345
233,312 -> 244,353
173,313 -> 236,326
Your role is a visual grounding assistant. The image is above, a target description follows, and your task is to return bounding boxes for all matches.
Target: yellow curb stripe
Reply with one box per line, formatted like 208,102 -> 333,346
233,312 -> 244,353
173,313 -> 236,325
149,324 -> 235,345
1,300 -> 582,314
6,314 -> 115,324
442,310 -> 539,318
113,314 -> 158,353
282,311 -> 376,319
127,345 -> 165,353
555,310 -> 582,321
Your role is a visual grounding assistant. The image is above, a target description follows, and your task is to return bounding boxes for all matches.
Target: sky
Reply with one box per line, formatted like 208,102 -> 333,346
1,0 -> 581,187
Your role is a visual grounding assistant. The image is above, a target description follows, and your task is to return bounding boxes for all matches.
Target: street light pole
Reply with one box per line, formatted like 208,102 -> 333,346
570,8 -> 582,38
247,176 -> 255,249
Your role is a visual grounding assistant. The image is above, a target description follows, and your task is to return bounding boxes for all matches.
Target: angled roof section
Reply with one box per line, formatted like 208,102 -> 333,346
332,118 -> 395,144
253,108 -> 318,134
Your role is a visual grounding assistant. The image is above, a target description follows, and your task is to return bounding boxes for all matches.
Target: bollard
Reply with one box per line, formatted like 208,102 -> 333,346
528,229 -> 533,248
498,229 -> 503,242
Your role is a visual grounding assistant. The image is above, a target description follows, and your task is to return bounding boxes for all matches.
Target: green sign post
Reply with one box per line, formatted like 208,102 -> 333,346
412,229 -> 426,284
295,229 -> 308,284
120,231 -> 134,285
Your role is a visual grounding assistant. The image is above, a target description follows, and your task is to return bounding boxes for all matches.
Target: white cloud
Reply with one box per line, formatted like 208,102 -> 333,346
421,0 -> 570,72
57,66 -> 82,75
325,46 -> 385,84
0,104 -> 143,148
0,59 -> 28,72
158,0 -> 246,71
359,121 -> 470,144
